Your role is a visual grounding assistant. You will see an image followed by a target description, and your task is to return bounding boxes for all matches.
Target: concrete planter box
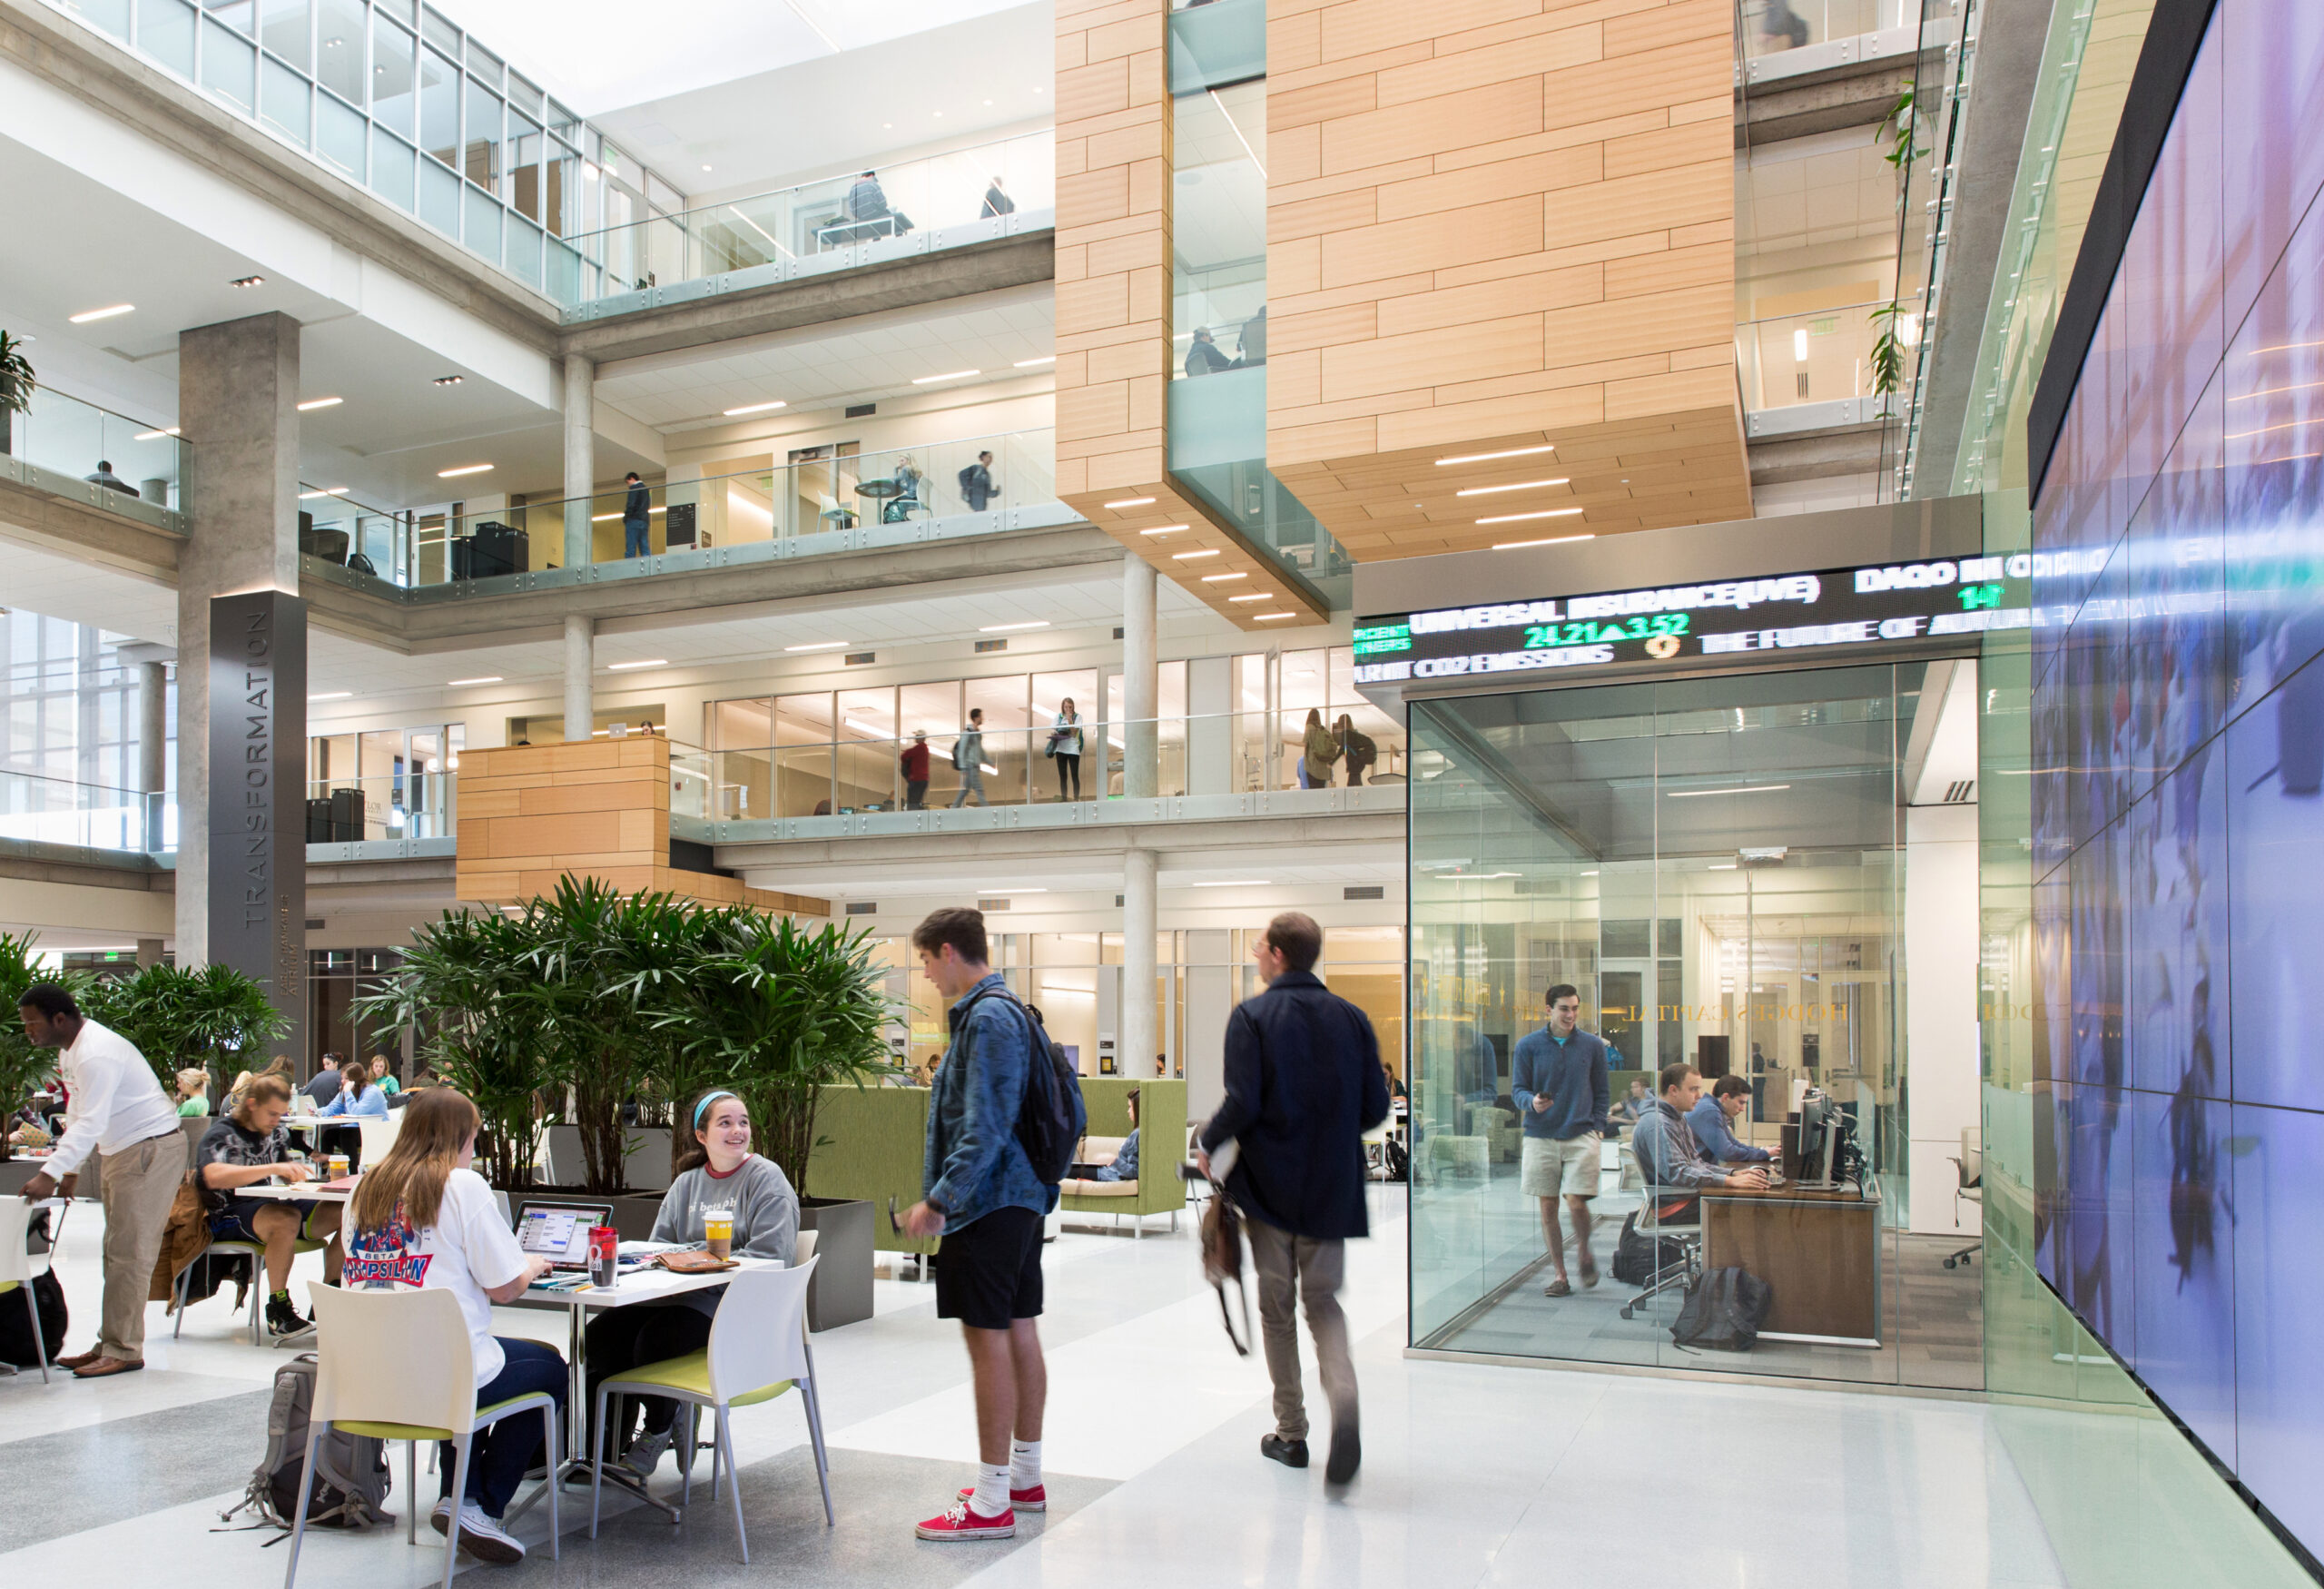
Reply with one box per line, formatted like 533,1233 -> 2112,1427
801,1196 -> 874,1332
541,1124 -> 675,1192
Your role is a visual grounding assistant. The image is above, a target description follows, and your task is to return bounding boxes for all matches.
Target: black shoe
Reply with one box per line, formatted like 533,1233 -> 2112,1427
1325,1426 -> 1361,1485
265,1291 -> 306,1337
1261,1434 -> 1309,1469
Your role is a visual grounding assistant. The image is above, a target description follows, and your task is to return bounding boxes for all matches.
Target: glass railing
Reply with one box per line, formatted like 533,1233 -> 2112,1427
1738,0 -> 1918,58
556,131 -> 1054,309
0,771 -> 171,853
1736,301 -> 1905,412
0,383 -> 186,518
700,711 -> 1409,821
302,772 -> 456,842
300,429 -> 1057,591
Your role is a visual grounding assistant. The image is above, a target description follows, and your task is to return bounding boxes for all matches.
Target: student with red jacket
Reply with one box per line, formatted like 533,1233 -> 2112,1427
901,729 -> 931,808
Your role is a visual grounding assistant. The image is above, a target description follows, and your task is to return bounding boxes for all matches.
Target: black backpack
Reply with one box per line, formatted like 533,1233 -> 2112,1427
1610,1209 -> 1690,1286
220,1352 -> 395,1534
1671,1267 -> 1774,1352
956,985 -> 1087,1185
0,1204 -> 67,1367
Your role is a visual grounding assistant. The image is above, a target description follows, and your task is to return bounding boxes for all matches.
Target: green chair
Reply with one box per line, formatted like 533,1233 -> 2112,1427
287,1283 -> 560,1589
1059,1078 -> 1187,1238
807,1083 -> 939,1262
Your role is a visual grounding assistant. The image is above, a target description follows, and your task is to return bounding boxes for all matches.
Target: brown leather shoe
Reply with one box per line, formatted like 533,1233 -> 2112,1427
73,1356 -> 144,1377
54,1347 -> 105,1371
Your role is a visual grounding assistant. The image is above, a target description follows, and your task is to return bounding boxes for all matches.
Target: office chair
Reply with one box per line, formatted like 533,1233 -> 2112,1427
1945,1125 -> 1982,1269
1619,1191 -> 1703,1320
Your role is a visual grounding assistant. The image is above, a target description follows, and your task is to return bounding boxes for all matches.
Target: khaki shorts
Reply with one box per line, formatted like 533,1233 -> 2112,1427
1521,1132 -> 1601,1199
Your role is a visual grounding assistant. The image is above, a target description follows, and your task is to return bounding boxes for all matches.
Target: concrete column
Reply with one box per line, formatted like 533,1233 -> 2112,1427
563,353 -> 596,568
1123,555 -> 1158,799
1122,844 -> 1158,1079
176,311 -> 302,967
136,938 -> 165,968
564,613 -> 595,741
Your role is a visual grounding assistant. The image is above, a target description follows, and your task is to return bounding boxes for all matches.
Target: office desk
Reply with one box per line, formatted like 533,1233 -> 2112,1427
1699,1182 -> 1880,1346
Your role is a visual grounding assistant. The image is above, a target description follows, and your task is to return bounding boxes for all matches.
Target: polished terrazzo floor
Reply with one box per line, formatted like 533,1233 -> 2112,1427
0,1187 -> 2073,1587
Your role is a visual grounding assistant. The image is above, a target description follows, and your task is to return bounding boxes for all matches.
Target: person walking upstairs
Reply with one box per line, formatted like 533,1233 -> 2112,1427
1196,912 -> 1389,1485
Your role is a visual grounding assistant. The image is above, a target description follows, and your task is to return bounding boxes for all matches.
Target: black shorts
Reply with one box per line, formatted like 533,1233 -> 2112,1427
934,1206 -> 1044,1331
211,1197 -> 320,1245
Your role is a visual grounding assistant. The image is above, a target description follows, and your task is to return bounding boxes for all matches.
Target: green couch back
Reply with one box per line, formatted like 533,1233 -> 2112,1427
804,1083 -> 934,1255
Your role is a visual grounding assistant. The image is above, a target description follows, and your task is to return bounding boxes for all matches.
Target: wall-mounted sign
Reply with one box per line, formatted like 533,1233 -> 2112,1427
1354,556 -> 2040,685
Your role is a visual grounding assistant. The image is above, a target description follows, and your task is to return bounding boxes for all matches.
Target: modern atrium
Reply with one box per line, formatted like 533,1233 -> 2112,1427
0,0 -> 2317,1583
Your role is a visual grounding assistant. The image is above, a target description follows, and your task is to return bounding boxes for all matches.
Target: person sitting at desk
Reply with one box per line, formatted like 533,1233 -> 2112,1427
369,1054 -> 400,1097
195,1074 -> 344,1337
1631,1064 -> 1769,1192
315,1055 -> 389,1120
343,1088 -> 563,1565
1609,1077 -> 1651,1124
1686,1074 -> 1772,1164
300,1057 -> 344,1111
1066,1089 -> 1141,1185
584,1088 -> 799,1482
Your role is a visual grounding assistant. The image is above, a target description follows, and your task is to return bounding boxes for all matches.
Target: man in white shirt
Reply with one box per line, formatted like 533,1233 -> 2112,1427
17,982 -> 189,1377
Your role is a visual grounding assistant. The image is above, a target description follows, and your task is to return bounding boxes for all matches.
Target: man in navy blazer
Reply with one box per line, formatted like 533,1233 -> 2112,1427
1196,912 -> 1390,1486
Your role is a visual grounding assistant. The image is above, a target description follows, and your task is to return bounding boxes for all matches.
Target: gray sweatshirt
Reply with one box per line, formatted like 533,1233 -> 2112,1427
649,1154 -> 801,1316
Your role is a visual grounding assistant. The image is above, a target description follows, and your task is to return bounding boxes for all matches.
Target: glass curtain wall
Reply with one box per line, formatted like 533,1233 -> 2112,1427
1408,663 -> 1981,1387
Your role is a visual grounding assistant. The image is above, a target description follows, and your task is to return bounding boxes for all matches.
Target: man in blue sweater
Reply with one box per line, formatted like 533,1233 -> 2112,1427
1509,984 -> 1610,1298
1686,1074 -> 1773,1164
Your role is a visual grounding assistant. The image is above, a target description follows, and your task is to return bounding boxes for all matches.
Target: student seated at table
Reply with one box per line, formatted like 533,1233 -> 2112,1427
369,1054 -> 400,1097
1685,1074 -> 1773,1164
315,1055 -> 389,1119
342,1088 -> 565,1566
1065,1088 -> 1142,1185
195,1074 -> 345,1337
584,1088 -> 799,1480
175,1068 -> 212,1117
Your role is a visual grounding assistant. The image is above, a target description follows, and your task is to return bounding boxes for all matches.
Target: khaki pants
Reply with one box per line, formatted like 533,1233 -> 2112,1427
94,1131 -> 185,1360
1246,1219 -> 1357,1445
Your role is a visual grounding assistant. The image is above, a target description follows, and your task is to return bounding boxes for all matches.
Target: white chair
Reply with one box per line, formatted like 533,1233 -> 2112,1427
0,1198 -> 64,1382
286,1284 -> 560,1589
591,1252 -> 832,1564
175,1216 -> 329,1347
357,1111 -> 402,1169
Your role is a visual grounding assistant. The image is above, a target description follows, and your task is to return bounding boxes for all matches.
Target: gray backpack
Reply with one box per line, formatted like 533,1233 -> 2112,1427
220,1352 -> 395,1534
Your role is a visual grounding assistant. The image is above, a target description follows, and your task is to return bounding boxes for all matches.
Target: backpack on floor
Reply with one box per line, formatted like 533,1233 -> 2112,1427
1610,1209 -> 1690,1286
0,1270 -> 66,1366
1670,1267 -> 1774,1353
220,1352 -> 395,1534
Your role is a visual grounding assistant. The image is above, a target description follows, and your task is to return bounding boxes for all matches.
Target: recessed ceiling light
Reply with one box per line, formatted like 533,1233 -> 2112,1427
1254,612 -> 1296,621
932,109 -> 942,116
1476,508 -> 1584,525
1015,355 -> 1056,368
883,122 -> 892,128
69,303 -> 134,323
1140,525 -> 1188,536
231,274 -> 265,288
438,463 -> 494,478
1666,785 -> 1792,799
296,397 -> 343,411
980,620 -> 1049,633
701,164 -> 713,173
1228,593 -> 1271,603
785,640 -> 851,652
1191,880 -> 1269,888
1032,85 -> 1042,93
1173,548 -> 1220,560
297,486 -> 351,499
1708,864 -> 1738,871
433,374 -> 464,386
132,427 -> 181,441
1202,572 -> 1247,582
1492,534 -> 1595,549
1455,477 -> 1569,497
911,369 -> 980,384
448,676 -> 502,686
723,400 -> 787,415
1105,497 -> 1157,508
606,658 -> 667,671
984,99 -> 993,105
1434,443 -> 1556,466
309,691 -> 352,701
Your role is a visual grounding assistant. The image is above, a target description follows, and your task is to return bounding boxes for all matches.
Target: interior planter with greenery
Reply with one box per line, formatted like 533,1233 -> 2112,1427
0,330 -> 34,456
356,880 -> 897,1324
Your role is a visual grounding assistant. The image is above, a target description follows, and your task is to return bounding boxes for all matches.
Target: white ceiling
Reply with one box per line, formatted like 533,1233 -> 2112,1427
744,853 -> 1406,900
596,288 -> 1052,431
1173,80 -> 1266,276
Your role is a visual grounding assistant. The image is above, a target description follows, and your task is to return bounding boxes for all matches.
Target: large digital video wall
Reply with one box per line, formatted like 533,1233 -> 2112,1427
2028,0 -> 2324,1559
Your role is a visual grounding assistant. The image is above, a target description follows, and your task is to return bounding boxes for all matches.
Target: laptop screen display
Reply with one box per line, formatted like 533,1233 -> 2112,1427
514,1206 -> 601,1266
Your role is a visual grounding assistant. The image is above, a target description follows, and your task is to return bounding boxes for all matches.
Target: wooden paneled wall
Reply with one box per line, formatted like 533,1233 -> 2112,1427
455,738 -> 827,917
1264,0 -> 1754,558
1055,0 -> 1328,628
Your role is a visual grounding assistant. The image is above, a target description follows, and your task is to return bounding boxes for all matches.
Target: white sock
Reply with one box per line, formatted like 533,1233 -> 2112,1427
972,1462 -> 1012,1515
1009,1438 -> 1041,1489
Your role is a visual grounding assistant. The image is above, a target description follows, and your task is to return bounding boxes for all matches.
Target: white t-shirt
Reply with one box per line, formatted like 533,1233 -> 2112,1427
342,1167 -> 526,1387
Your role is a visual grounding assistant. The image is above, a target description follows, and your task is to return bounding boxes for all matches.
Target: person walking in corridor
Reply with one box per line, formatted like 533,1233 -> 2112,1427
621,471 -> 651,559
1196,912 -> 1389,1485
950,708 -> 989,807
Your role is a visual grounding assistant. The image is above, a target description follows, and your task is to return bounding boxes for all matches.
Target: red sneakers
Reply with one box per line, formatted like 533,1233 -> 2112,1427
955,1482 -> 1047,1513
916,1499 -> 1017,1540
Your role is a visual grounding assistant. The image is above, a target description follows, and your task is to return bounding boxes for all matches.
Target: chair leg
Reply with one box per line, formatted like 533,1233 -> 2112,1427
802,1377 -> 834,1526
281,1428 -> 322,1589
718,1405 -> 747,1564
406,1442 -> 418,1545
708,1406 -> 721,1504
25,1283 -> 49,1384
173,1265 -> 187,1339
590,1381 -> 610,1538
542,1401 -> 561,1562
682,1404 -> 698,1507
440,1439 -> 472,1589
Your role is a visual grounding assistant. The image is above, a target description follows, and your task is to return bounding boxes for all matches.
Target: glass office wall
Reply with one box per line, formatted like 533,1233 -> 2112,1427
1408,663 -> 1977,1387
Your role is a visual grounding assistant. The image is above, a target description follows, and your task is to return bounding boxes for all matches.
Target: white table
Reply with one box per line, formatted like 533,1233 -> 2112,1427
502,1257 -> 777,1523
237,1179 -> 354,1204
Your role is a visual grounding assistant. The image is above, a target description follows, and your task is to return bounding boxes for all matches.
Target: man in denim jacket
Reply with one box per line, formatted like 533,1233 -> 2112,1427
900,908 -> 1061,1542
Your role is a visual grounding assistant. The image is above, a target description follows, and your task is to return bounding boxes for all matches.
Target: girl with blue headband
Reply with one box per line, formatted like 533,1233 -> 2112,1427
582,1087 -> 799,1481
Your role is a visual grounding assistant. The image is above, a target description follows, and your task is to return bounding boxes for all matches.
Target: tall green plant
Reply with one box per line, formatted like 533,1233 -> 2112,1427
353,907 -> 558,1189
665,916 -> 896,1191
0,932 -> 77,1162
0,330 -> 34,455
84,962 -> 291,1091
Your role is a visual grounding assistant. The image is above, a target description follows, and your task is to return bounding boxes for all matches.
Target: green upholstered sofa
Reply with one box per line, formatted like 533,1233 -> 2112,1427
1058,1077 -> 1187,1237
803,1083 -> 937,1258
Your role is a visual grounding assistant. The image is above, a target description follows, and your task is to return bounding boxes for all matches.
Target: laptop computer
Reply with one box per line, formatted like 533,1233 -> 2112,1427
512,1200 -> 615,1271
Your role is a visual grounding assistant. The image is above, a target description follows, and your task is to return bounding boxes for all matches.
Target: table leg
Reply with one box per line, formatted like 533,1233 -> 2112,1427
506,1303 -> 684,1528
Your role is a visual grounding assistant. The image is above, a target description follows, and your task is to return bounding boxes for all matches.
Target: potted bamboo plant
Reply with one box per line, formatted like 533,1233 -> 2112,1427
0,331 -> 33,457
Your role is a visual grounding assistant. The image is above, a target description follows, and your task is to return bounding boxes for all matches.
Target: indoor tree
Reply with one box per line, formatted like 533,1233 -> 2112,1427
0,932 -> 79,1162
0,330 -> 34,456
84,961 -> 291,1092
